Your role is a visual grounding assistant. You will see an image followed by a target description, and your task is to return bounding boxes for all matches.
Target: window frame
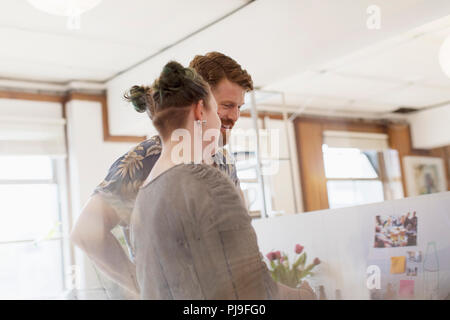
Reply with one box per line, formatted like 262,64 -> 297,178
0,156 -> 71,298
294,117 -> 397,211
323,147 -> 386,208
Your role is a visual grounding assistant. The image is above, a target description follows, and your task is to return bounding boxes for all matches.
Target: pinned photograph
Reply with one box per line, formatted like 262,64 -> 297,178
390,256 -> 406,274
406,267 -> 418,276
407,251 -> 422,263
374,213 -> 418,248
399,280 -> 415,299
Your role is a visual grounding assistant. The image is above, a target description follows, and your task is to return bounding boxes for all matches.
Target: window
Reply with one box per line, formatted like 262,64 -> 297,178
323,146 -> 385,208
235,151 -> 265,218
0,156 -> 69,299
231,115 -> 300,218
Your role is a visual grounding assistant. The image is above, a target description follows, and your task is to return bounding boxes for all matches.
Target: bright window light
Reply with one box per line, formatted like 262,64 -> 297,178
323,147 -> 378,179
323,146 -> 384,208
0,155 -> 65,299
0,156 -> 53,180
327,180 -> 384,208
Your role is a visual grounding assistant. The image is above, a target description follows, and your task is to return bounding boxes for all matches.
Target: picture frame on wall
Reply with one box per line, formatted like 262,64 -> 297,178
403,156 -> 448,197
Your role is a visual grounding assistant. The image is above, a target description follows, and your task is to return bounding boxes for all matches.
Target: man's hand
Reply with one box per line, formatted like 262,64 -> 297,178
70,194 -> 140,296
298,280 -> 317,300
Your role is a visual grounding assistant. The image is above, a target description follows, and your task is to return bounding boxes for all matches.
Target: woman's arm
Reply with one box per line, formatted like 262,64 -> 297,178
218,228 -> 316,300
276,281 -> 316,300
70,194 -> 139,296
258,253 -> 316,300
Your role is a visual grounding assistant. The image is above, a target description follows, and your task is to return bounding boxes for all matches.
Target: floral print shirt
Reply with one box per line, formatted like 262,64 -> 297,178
93,135 -> 240,226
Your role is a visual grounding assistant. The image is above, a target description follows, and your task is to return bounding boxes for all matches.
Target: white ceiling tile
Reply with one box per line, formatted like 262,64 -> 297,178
0,59 -> 113,82
0,0 -> 450,123
0,0 -> 248,46
334,100 -> 399,113
377,84 -> 450,107
0,0 -> 248,82
273,93 -> 399,113
0,27 -> 150,74
264,14 -> 450,114
334,34 -> 450,86
266,71 -> 402,102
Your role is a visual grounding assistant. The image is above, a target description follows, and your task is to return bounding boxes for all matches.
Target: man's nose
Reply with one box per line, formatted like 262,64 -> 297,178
228,106 -> 239,122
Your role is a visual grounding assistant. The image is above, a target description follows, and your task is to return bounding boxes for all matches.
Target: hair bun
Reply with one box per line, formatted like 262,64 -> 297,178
157,61 -> 188,93
124,85 -> 151,113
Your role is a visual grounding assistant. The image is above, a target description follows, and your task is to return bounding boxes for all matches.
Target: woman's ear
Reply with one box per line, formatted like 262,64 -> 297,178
193,100 -> 204,121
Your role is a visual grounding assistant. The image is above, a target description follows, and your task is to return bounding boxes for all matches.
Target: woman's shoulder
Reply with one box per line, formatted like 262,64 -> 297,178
170,163 -> 235,190
136,163 -> 249,232
138,163 -> 225,193
171,164 -> 248,224
146,163 -> 241,207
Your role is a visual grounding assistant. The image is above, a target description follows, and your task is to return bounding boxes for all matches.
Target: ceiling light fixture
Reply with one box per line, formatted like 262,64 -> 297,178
27,0 -> 102,30
439,34 -> 450,79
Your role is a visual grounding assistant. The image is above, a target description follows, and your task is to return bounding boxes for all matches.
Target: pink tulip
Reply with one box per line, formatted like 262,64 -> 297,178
274,251 -> 281,260
295,244 -> 304,254
313,257 -> 321,265
266,252 -> 276,261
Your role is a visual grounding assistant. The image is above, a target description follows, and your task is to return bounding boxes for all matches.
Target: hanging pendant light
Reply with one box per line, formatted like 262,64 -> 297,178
27,0 -> 102,30
439,34 -> 450,79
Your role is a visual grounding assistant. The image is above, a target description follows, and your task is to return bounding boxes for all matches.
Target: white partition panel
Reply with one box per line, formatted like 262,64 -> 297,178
252,192 -> 450,300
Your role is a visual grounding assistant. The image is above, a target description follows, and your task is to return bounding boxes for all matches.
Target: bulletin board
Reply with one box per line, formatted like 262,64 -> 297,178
252,191 -> 450,300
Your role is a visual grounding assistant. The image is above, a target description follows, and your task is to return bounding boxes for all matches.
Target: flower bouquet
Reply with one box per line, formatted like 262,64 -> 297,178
265,244 -> 321,289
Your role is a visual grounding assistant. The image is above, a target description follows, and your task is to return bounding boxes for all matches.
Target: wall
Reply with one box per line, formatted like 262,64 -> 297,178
409,104 -> 450,149
252,191 -> 450,300
104,0 -> 450,137
388,123 -> 450,194
295,116 -> 450,212
65,99 -> 136,291
430,146 -> 450,193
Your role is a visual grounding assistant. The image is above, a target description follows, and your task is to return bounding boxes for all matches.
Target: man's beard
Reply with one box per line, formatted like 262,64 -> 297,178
219,128 -> 228,147
219,119 -> 234,147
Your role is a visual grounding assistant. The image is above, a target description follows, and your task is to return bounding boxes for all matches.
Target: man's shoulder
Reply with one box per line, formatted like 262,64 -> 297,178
215,147 -> 236,165
93,135 -> 162,198
134,135 -> 162,156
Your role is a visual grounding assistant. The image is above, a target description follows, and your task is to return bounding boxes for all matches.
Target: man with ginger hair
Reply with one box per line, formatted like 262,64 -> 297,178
71,52 -> 254,295
70,52 -> 315,300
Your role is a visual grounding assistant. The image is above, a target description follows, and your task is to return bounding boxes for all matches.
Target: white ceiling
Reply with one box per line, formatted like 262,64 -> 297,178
0,0 -> 249,82
1,0 -> 450,118
265,15 -> 450,114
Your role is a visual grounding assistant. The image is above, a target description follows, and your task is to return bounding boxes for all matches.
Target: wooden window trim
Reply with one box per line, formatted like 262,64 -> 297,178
294,116 -> 449,212
294,116 -> 388,212
3,89 -> 448,200
0,90 -> 65,103
326,177 -> 381,181
66,93 -> 146,143
0,90 -> 146,143
239,111 -> 284,120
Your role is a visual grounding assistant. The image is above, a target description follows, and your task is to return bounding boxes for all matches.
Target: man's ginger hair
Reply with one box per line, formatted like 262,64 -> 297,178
189,51 -> 253,92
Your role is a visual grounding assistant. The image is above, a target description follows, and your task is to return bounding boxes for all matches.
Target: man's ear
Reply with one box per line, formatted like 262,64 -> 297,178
193,100 -> 204,121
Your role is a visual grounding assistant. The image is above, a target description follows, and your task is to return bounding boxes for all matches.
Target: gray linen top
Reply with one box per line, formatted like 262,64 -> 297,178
130,163 -> 278,299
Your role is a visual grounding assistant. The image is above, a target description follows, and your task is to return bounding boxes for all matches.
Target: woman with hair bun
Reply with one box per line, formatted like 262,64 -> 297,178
123,61 -> 313,299
71,53 -> 252,298
71,56 -> 315,300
